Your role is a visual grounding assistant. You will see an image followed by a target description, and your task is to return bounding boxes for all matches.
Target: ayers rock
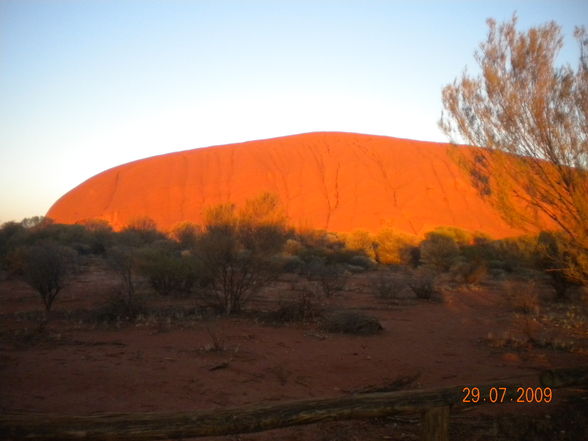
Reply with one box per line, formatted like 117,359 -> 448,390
47,132 -> 527,238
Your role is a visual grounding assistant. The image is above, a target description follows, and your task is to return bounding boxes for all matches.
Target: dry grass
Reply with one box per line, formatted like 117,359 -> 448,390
201,326 -> 228,352
503,280 -> 541,315
485,307 -> 585,354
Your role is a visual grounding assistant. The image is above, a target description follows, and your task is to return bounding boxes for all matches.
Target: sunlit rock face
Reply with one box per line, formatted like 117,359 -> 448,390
47,132 -> 526,237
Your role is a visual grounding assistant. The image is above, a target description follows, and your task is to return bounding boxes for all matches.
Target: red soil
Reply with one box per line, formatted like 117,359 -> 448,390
47,132 -> 530,237
1,266 -> 586,440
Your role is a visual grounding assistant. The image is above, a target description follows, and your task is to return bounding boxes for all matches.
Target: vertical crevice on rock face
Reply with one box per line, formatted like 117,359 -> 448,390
105,171 -> 120,213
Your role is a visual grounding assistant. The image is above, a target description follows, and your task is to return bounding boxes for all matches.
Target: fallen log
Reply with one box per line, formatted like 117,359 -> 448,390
540,366 -> 588,388
0,386 -> 463,441
2,366 -> 587,441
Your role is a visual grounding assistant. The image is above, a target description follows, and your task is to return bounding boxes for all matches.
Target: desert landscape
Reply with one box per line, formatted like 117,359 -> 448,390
2,3 -> 587,440
2,133 -> 588,440
1,236 -> 587,440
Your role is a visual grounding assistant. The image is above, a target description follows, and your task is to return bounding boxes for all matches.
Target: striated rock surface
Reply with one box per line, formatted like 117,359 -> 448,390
47,132 -> 527,237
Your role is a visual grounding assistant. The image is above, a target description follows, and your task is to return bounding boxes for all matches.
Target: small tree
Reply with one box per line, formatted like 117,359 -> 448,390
304,259 -> 348,298
20,242 -> 77,322
440,15 -> 588,284
107,246 -> 140,314
197,193 -> 288,315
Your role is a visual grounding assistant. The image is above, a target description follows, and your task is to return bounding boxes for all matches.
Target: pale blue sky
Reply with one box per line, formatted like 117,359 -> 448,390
1,0 -> 586,223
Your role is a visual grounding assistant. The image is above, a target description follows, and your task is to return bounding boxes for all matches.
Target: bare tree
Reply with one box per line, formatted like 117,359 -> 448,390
107,246 -> 139,313
21,242 -> 77,323
197,193 -> 288,315
440,15 -> 588,284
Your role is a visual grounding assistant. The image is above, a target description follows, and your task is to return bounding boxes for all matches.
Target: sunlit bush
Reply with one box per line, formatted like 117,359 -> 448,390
373,228 -> 418,265
419,232 -> 460,272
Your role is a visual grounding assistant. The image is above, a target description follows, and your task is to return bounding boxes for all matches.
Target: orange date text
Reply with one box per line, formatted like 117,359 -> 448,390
461,386 -> 553,404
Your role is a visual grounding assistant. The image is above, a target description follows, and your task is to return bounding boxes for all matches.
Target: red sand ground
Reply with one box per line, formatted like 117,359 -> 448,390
47,132 -> 531,237
1,263 -> 586,440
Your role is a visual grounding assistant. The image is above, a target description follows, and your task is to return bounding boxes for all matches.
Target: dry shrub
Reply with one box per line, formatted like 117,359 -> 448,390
485,330 -> 531,350
93,292 -> 147,323
373,272 -> 407,299
283,238 -> 303,256
536,231 -> 587,301
270,289 -> 324,324
169,221 -> 200,249
201,327 -> 227,352
512,313 -> 544,341
450,259 -> 488,285
504,280 -> 541,315
305,260 -> 348,298
487,313 -> 578,353
198,193 -> 288,315
18,242 -> 78,322
408,267 -> 438,300
493,235 -> 538,270
321,310 -> 383,335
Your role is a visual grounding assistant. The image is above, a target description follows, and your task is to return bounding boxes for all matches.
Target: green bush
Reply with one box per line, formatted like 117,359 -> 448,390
2,218 -> 113,260
426,226 -> 475,247
294,230 -> 369,267
492,235 -> 538,271
137,247 -> 200,297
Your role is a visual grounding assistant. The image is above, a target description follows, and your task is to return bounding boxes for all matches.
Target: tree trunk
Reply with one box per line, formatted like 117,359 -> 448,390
2,367 -> 587,441
421,406 -> 449,441
1,386 -> 463,441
